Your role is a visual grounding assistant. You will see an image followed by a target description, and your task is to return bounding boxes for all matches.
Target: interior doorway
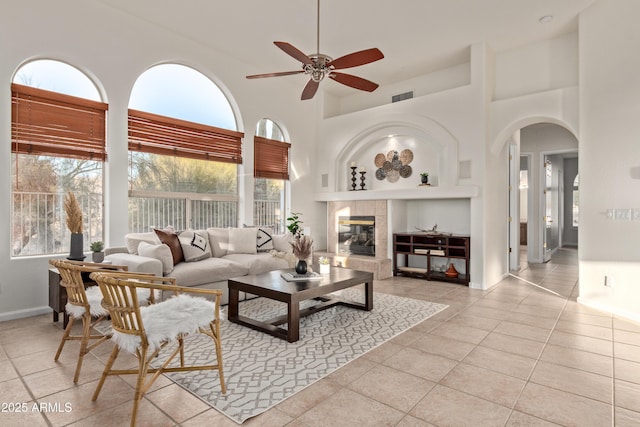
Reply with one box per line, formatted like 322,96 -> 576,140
508,123 -> 578,270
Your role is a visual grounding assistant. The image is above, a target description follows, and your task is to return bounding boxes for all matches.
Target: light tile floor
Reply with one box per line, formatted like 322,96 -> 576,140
1,247 -> 640,426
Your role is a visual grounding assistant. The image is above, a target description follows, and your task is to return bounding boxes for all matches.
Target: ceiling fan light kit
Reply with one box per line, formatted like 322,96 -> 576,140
246,0 -> 383,100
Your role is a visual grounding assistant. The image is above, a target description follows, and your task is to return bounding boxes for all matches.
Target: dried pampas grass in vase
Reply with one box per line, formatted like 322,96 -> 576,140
64,191 -> 86,260
290,235 -> 313,275
64,191 -> 83,234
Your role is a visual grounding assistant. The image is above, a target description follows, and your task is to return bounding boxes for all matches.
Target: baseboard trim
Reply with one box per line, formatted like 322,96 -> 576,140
0,306 -> 52,323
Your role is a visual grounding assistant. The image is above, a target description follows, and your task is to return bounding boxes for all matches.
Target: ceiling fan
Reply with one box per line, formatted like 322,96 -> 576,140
246,0 -> 384,100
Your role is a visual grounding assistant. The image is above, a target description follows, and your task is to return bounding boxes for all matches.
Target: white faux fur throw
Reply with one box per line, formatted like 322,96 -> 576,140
270,250 -> 297,268
110,294 -> 216,354
65,286 -> 158,319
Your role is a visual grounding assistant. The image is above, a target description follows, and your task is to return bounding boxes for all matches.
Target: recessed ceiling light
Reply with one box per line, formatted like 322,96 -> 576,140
539,15 -> 554,24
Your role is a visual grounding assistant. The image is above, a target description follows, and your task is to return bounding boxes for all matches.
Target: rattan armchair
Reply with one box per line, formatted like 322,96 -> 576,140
89,272 -> 226,427
48,259 -> 155,383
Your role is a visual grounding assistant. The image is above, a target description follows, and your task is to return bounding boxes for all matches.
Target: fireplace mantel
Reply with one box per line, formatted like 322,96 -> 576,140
314,185 -> 479,202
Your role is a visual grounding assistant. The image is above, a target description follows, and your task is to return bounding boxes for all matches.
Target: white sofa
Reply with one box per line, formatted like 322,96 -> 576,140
104,227 -> 296,305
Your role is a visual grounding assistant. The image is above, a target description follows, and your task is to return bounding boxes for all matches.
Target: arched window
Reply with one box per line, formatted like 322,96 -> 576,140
128,64 -> 242,231
254,118 -> 290,232
572,174 -> 579,227
11,59 -> 106,256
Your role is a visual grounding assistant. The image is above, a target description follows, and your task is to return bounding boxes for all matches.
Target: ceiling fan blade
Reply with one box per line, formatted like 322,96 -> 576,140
301,79 -> 320,100
246,70 -> 304,79
327,48 -> 384,70
329,72 -> 379,92
274,41 -> 313,65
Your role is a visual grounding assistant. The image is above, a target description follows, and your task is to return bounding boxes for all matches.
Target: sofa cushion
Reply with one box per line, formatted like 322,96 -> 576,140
256,227 -> 274,252
154,228 -> 184,266
138,242 -> 174,275
223,253 -> 290,275
227,228 -> 257,255
179,230 -> 211,262
207,228 -> 229,258
169,257 -> 248,287
104,252 -> 163,277
244,224 -> 275,252
124,231 -> 160,254
272,232 -> 295,253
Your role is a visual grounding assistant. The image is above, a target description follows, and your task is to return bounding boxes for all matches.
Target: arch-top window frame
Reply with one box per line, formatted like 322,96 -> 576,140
254,118 -> 291,180
11,59 -> 106,257
253,118 -> 290,232
127,63 -> 243,232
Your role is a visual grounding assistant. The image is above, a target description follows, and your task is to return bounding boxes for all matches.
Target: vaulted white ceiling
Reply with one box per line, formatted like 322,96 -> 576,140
96,0 -> 596,98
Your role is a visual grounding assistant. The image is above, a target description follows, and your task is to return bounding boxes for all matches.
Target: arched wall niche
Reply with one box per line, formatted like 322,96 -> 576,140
334,115 -> 460,192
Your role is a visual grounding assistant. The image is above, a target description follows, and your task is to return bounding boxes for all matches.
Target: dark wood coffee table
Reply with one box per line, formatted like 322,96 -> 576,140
227,267 -> 373,342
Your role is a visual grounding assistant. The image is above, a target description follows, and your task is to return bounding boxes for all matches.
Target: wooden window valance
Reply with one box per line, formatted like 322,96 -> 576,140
128,109 -> 243,164
254,136 -> 291,180
11,83 -> 108,161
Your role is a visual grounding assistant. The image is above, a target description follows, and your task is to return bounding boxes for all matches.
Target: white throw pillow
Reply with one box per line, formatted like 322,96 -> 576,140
256,227 -> 274,252
179,230 -> 211,262
138,241 -> 174,275
207,227 -> 229,258
227,228 -> 258,255
272,232 -> 295,253
124,231 -> 160,254
243,224 -> 275,252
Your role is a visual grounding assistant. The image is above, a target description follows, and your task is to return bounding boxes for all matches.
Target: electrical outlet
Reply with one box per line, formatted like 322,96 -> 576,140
604,275 -> 614,288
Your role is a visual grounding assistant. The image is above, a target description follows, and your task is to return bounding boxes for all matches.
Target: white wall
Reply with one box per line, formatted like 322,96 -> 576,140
494,32 -> 578,101
0,0 -> 317,320
578,0 -> 640,321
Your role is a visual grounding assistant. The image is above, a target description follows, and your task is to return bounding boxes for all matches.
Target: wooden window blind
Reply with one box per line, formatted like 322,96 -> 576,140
128,109 -> 244,164
11,83 -> 108,161
254,136 -> 291,180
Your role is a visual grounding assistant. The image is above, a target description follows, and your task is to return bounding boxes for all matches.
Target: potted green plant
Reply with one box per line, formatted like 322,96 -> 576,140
286,212 -> 304,238
90,241 -> 105,263
318,256 -> 331,274
420,172 -> 429,185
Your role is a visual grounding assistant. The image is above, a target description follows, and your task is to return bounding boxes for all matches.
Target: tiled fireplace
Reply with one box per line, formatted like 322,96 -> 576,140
321,200 -> 392,279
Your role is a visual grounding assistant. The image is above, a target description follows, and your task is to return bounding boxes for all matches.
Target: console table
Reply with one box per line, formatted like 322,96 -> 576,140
393,233 -> 470,285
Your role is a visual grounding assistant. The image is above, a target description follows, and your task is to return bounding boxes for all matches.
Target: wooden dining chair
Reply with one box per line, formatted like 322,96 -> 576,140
48,259 -> 153,383
89,272 -> 226,427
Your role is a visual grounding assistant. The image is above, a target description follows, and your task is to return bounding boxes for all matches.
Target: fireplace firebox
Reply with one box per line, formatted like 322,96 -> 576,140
338,216 -> 375,256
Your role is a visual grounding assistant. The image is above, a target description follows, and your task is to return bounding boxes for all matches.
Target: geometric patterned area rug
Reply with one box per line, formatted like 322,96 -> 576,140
157,289 -> 448,424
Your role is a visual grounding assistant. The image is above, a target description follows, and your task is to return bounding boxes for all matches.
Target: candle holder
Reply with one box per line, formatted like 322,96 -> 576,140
350,166 -> 357,191
359,171 -> 366,190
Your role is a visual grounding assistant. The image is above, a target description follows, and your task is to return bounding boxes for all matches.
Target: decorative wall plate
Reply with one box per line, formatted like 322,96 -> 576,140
399,149 -> 413,165
399,165 -> 412,178
373,148 -> 414,184
386,169 -> 400,183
